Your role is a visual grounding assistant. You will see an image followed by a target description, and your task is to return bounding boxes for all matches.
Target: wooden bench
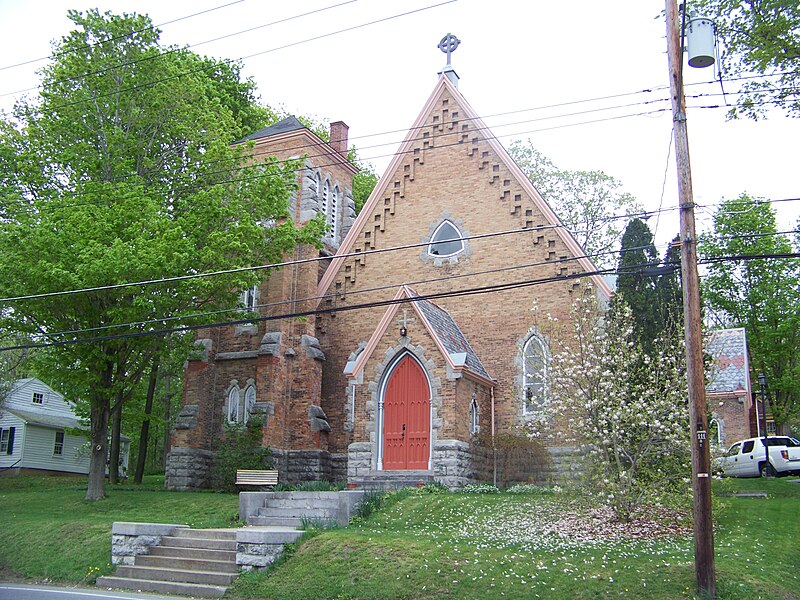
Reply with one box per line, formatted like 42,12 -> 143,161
235,469 -> 279,489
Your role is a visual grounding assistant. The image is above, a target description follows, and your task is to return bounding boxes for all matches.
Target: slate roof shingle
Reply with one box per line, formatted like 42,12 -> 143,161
236,115 -> 305,143
706,328 -> 749,394
408,290 -> 492,381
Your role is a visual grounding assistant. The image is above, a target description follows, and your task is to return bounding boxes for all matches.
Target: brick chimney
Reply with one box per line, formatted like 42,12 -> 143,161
329,121 -> 349,156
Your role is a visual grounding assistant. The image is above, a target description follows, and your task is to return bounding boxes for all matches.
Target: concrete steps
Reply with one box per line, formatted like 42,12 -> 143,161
97,528 -> 238,599
247,515 -> 307,528
99,492 -> 366,596
348,470 -> 435,490
95,576 -> 228,598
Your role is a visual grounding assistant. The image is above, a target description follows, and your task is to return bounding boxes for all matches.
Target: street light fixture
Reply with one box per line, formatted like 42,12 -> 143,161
758,372 -> 770,476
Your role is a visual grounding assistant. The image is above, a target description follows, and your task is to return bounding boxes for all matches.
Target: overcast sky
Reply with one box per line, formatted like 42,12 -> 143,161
1,0 -> 797,250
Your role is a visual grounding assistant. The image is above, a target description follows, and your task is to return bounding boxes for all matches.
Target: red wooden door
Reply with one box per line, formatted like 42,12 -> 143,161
383,355 -> 430,470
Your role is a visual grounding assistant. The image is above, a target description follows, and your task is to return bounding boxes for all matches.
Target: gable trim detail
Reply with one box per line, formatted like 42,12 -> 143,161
343,286 -> 494,387
317,74 -> 612,304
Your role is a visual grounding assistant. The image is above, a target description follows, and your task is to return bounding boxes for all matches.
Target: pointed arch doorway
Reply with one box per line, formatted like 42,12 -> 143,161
381,354 -> 431,470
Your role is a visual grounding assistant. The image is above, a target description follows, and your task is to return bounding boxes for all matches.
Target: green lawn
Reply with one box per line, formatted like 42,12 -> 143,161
0,475 -> 239,584
229,479 -> 800,600
0,475 -> 797,599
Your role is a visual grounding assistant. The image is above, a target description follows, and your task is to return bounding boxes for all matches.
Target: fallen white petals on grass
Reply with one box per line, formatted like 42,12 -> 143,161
378,496 -> 691,555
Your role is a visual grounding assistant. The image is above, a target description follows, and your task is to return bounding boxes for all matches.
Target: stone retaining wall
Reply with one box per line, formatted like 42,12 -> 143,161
110,522 -> 187,565
236,528 -> 301,570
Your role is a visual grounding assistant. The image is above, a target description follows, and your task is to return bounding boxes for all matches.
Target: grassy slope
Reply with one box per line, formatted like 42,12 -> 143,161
230,479 -> 800,600
0,476 -> 797,598
0,475 -> 239,584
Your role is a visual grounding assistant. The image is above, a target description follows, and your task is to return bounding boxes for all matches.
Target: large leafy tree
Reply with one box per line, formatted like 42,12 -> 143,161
0,10 -> 322,499
700,193 -> 800,431
693,0 -> 800,119
508,140 -> 642,268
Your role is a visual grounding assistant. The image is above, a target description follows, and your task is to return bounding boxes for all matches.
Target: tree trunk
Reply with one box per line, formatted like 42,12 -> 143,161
134,360 -> 159,484
162,372 -> 172,470
86,363 -> 113,501
109,392 -> 123,484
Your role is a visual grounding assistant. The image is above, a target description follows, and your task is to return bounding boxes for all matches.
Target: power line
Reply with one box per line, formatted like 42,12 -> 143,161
21,240 -> 659,340
1,79 -> 779,216
8,1 -> 456,112
3,187 -> 796,306
2,98 -> 678,216
0,223 -> 560,303
7,226 -> 797,342
0,1 -> 359,99
0,0 -> 247,72
3,249 -> 798,353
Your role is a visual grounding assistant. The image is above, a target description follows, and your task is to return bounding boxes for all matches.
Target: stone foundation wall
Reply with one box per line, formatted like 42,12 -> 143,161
165,447 -> 214,491
271,449 -> 347,485
432,439 -> 481,489
346,442 -> 372,481
110,522 -> 187,565
547,446 -> 585,484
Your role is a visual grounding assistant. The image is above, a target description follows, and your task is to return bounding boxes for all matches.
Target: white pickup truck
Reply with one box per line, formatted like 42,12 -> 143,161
718,436 -> 800,477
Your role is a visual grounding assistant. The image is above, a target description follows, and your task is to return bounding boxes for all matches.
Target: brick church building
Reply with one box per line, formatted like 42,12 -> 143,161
166,62 -> 611,490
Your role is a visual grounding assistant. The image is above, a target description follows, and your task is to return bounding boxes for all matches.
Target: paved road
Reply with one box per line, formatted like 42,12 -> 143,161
0,584 -> 185,600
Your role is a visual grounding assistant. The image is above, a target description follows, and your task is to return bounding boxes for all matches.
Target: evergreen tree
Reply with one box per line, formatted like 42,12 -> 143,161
656,234 -> 684,331
615,219 -> 660,349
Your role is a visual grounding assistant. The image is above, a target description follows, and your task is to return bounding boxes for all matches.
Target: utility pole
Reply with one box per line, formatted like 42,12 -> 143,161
665,1 -> 716,597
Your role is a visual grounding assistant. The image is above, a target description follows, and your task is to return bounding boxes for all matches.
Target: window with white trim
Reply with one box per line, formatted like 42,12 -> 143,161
428,220 -> 464,257
32,392 -> 43,404
227,387 -> 240,424
244,386 -> 256,424
0,429 -> 9,453
240,285 -> 257,312
469,395 -> 480,435
54,431 -> 64,456
522,334 -> 548,415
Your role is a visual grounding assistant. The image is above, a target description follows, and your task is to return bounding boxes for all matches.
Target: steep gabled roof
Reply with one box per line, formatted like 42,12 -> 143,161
317,74 -> 613,303
343,285 -> 493,385
236,116 -> 305,143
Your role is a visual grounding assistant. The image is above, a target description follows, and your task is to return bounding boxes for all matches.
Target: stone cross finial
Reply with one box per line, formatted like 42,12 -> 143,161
438,33 -> 460,68
398,309 -> 416,337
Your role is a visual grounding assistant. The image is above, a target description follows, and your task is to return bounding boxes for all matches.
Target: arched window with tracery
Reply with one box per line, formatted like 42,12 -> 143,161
522,334 -> 548,415
244,386 -> 256,424
469,395 -> 480,435
227,386 -> 240,424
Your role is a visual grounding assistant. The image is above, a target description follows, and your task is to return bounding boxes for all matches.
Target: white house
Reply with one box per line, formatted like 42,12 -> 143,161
0,378 -> 129,476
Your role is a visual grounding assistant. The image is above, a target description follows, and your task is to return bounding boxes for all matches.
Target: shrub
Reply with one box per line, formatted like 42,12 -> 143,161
460,483 -> 499,494
471,432 -> 553,486
505,483 -> 552,495
211,417 -> 272,492
415,482 -> 448,494
353,489 -> 387,521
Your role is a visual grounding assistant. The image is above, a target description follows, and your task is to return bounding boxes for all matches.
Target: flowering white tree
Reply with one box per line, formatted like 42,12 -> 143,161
528,291 -> 690,522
